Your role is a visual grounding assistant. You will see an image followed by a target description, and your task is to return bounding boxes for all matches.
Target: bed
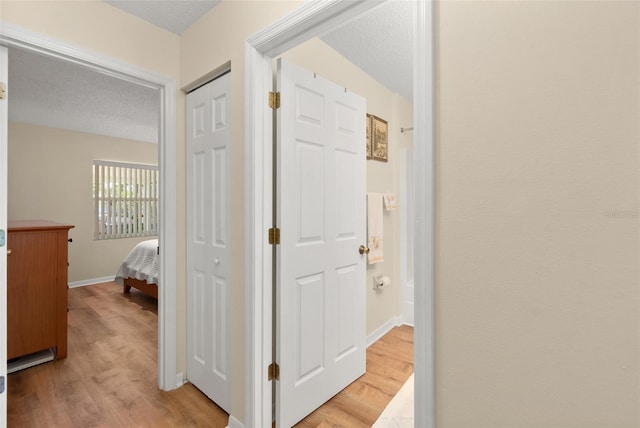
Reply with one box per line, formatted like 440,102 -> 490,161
115,239 -> 159,299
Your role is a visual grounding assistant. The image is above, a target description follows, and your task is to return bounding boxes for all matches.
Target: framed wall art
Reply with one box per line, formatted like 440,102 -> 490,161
371,114 -> 388,162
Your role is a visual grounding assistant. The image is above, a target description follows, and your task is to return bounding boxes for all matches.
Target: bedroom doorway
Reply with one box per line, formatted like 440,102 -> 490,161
0,25 -> 178,395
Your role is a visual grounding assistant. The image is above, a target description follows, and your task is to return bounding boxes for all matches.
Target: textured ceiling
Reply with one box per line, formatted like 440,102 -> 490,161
7,1 -> 412,144
8,47 -> 160,144
103,0 -> 221,34
321,0 -> 413,101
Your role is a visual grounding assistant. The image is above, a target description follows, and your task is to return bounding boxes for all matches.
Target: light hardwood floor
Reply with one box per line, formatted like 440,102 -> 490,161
7,282 -> 413,427
295,324 -> 414,428
7,282 -> 229,427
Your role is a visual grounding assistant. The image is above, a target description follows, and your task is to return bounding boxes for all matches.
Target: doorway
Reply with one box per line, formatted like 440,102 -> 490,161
0,23 -> 179,393
244,1 -> 434,427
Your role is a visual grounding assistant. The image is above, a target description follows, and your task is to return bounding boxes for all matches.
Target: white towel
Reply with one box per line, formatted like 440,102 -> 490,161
383,193 -> 397,211
367,192 -> 384,264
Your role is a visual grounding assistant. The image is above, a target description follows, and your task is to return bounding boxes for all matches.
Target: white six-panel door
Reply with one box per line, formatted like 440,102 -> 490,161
186,72 -> 231,413
276,59 -> 367,427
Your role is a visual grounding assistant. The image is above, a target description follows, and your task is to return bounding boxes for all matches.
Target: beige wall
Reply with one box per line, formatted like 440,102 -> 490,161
281,38 -> 413,335
8,122 -> 158,282
435,1 -> 639,426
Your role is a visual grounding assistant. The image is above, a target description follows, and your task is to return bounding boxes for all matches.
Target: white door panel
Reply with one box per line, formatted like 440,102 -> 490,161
277,59 -> 366,427
186,73 -> 231,413
0,45 -> 8,425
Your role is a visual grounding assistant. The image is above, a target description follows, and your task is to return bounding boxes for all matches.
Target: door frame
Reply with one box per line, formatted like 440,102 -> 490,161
0,22 -> 179,391
243,0 -> 435,426
400,147 -> 415,327
0,45 -> 8,425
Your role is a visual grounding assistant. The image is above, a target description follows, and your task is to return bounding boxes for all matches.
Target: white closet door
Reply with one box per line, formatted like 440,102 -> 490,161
186,72 -> 231,413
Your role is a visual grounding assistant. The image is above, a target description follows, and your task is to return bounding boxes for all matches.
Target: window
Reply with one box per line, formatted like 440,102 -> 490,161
93,160 -> 158,239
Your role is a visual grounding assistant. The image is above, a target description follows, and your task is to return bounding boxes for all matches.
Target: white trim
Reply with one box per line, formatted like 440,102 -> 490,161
0,21 -> 179,392
226,415 -> 245,428
413,1 -> 435,427
181,60 -> 231,94
68,276 -> 116,288
158,77 -> 178,392
0,23 -> 166,90
243,1 -> 437,426
248,0 -> 386,58
366,317 -> 402,348
175,372 -> 185,388
243,41 -> 273,428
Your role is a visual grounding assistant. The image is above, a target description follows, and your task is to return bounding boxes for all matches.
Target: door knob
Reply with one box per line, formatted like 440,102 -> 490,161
214,257 -> 220,265
7,249 -> 11,256
359,245 -> 369,255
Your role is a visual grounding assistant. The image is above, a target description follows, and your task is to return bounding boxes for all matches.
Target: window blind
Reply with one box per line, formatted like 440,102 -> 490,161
93,160 -> 159,239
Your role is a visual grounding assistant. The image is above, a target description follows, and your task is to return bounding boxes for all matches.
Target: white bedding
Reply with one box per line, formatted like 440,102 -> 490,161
115,239 -> 159,286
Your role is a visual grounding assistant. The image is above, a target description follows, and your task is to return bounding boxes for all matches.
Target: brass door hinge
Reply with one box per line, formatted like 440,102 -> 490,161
0,83 -> 6,100
268,362 -> 280,381
268,227 -> 280,245
269,91 -> 280,110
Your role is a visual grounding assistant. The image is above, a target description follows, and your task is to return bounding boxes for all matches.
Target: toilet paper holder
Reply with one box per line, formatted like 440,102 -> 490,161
373,275 -> 390,290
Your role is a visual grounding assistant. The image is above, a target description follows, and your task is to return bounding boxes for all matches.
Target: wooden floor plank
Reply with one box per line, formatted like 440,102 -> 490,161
295,325 -> 414,427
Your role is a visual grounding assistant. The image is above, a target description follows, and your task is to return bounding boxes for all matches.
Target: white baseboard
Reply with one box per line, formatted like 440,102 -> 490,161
68,276 -> 116,288
175,372 -> 185,388
226,415 -> 244,428
367,316 -> 402,348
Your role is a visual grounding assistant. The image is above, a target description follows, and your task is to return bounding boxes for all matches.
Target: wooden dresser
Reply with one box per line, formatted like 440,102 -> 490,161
7,220 -> 74,360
